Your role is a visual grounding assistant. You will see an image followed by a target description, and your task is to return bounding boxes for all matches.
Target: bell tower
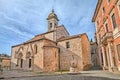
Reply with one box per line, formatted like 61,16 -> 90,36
47,9 -> 59,31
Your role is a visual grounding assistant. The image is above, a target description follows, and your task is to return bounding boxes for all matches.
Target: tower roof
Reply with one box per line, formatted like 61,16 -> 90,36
47,9 -> 59,21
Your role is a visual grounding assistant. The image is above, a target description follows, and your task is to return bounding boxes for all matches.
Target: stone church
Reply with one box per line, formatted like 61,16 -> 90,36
11,10 -> 91,72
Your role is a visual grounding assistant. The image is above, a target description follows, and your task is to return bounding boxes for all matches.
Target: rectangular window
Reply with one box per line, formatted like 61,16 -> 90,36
119,5 -> 120,10
108,0 -> 110,3
66,42 -> 70,48
117,44 -> 120,61
105,23 -> 109,32
102,7 -> 105,14
111,14 -> 117,29
117,1 -> 120,16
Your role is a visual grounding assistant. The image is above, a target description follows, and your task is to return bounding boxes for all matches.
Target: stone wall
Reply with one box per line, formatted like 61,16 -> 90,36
44,39 -> 56,46
58,37 -> 83,71
56,26 -> 69,40
43,46 -> 59,72
43,39 -> 58,72
81,34 -> 91,70
11,32 -> 91,72
45,32 -> 54,41
11,40 -> 44,72
11,39 -> 58,72
11,46 -> 21,70
32,40 -> 44,72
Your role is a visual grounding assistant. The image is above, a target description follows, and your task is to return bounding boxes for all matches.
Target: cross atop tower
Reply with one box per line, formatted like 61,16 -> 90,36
52,8 -> 54,13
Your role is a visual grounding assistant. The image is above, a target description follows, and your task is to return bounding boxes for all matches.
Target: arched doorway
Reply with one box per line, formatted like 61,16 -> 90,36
17,52 -> 23,69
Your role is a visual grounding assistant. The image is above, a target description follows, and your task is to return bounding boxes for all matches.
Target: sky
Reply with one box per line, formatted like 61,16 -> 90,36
0,0 -> 98,55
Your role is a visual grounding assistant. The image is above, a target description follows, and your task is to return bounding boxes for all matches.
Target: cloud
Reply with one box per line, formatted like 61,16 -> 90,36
0,0 -> 98,55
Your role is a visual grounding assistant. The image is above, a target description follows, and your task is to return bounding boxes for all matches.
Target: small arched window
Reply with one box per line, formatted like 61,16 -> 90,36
50,23 -> 52,28
55,23 -> 57,26
34,45 -> 37,54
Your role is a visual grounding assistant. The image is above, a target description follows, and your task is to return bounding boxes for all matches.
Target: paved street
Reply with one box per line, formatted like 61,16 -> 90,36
0,75 -> 117,80
0,70 -> 120,80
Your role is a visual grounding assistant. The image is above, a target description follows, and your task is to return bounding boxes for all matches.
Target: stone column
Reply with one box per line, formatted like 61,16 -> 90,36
101,45 -> 107,69
106,47 -> 111,71
108,41 -> 114,69
98,46 -> 102,67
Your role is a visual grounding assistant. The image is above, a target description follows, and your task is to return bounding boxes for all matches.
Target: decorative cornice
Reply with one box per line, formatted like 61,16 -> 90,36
92,0 -> 103,22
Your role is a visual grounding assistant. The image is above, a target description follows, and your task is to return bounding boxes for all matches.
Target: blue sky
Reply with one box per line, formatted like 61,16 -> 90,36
0,0 -> 97,55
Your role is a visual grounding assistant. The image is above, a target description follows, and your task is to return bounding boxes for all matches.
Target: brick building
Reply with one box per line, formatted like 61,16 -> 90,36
92,0 -> 120,72
11,10 -> 91,72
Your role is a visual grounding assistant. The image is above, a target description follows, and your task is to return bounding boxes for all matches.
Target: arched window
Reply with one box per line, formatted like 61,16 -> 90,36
50,23 -> 52,28
34,45 -> 37,54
